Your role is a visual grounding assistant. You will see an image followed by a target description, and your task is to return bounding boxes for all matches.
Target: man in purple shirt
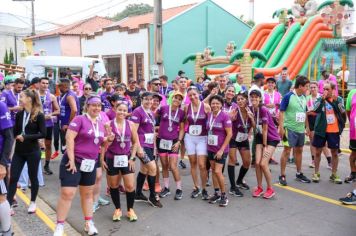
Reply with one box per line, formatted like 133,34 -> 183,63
0,78 -> 24,125
100,78 -> 114,112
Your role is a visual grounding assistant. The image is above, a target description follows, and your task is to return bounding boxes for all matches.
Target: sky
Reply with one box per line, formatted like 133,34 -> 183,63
2,0 -> 299,31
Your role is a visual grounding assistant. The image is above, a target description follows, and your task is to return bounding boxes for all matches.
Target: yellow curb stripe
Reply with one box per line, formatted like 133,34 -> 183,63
273,184 -> 356,211
340,148 -> 351,154
16,189 -> 66,235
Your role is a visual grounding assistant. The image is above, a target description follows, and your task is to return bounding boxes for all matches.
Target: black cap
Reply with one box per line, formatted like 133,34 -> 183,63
253,73 -> 264,80
140,91 -> 153,99
150,78 -> 160,83
249,89 -> 262,97
30,77 -> 40,85
266,77 -> 276,83
152,92 -> 162,102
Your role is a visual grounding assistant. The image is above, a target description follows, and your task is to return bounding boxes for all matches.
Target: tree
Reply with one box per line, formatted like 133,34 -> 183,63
3,49 -> 9,64
9,48 -> 14,64
112,3 -> 153,21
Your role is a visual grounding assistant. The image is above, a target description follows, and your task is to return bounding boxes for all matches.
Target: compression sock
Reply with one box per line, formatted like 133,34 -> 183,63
126,191 -> 135,211
147,175 -> 156,198
136,172 -> 146,194
110,188 -> 121,209
227,165 -> 236,189
237,166 -> 249,184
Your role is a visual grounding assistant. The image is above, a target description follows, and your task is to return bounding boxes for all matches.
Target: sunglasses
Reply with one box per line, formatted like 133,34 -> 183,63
152,83 -> 161,86
84,87 -> 92,90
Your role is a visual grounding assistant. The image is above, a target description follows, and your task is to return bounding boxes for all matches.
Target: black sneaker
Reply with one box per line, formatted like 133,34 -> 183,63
236,182 -> 250,190
44,166 -> 53,175
219,195 -> 228,207
179,160 -> 187,169
235,161 -> 240,166
233,188 -> 243,197
134,192 -> 148,202
191,188 -> 201,198
12,199 -> 18,208
201,189 -> 209,200
174,189 -> 183,200
339,192 -> 356,205
208,193 -> 221,204
344,173 -> 356,183
279,175 -> 287,186
296,173 -> 311,183
159,187 -> 171,198
148,195 -> 163,208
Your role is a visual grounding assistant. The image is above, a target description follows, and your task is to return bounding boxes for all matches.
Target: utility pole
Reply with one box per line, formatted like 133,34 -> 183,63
153,0 -> 163,75
31,0 -> 35,35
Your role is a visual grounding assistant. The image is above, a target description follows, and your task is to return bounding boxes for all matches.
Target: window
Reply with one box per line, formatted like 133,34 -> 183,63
127,54 -> 134,80
126,53 -> 144,82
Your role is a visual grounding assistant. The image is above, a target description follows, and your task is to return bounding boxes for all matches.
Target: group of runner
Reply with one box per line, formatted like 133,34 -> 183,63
0,65 -> 355,236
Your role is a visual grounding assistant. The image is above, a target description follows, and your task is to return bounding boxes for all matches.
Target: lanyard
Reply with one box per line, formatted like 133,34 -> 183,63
114,119 -> 126,144
252,107 -> 260,125
12,90 -> 19,106
237,107 -> 248,132
168,106 -> 179,128
268,91 -> 275,104
86,114 -> 99,139
294,90 -> 306,110
142,106 -> 155,131
60,92 -> 68,105
209,110 -> 221,131
161,86 -> 168,96
22,111 -> 30,134
190,102 -> 202,124
224,102 -> 233,113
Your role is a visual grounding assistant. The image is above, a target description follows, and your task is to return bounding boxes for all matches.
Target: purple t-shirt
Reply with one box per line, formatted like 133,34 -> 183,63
67,115 -> 105,162
131,106 -> 156,148
0,101 -> 13,155
40,90 -> 54,127
106,119 -> 132,158
206,111 -> 232,153
232,107 -> 252,138
223,101 -> 238,113
157,105 -> 185,140
106,108 -> 116,120
253,106 -> 280,142
101,91 -> 113,112
0,89 -> 19,124
186,103 -> 208,136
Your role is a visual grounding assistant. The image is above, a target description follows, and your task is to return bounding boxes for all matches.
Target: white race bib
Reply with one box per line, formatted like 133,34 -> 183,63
144,133 -> 154,144
189,125 -> 202,136
159,139 -> 173,150
44,108 -> 50,115
235,132 -> 248,142
207,134 -> 218,146
354,117 -> 356,127
326,114 -> 335,124
80,159 -> 95,172
114,155 -> 128,168
268,108 -> 275,115
256,124 -> 263,134
295,112 -> 306,123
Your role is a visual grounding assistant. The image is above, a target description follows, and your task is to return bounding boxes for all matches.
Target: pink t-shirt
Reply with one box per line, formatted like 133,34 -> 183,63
318,74 -> 338,96
350,94 -> 356,140
157,105 -> 185,140
263,91 -> 282,116
68,115 -> 105,162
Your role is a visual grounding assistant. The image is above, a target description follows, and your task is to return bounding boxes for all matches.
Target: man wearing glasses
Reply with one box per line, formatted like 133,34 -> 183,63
79,84 -> 93,114
150,78 -> 167,106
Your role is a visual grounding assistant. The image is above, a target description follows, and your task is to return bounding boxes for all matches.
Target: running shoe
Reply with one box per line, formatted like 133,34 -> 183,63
201,189 -> 209,200
191,187 -> 201,198
179,160 -> 187,169
143,181 -> 149,191
84,221 -> 98,235
339,192 -> 356,205
296,173 -> 311,183
174,189 -> 183,200
206,179 -> 211,187
309,161 -> 315,168
208,193 -> 221,204
155,183 -> 161,193
53,224 -> 64,236
28,202 -> 36,214
127,209 -> 138,222
10,207 -> 15,216
278,175 -> 287,186
112,209 -> 122,222
288,157 -> 295,164
12,199 -> 18,208
344,173 -> 356,183
235,161 -> 240,166
98,197 -> 110,206
229,187 -> 243,197
269,158 -> 279,165
134,192 -> 148,202
41,151 -> 45,159
312,173 -> 320,183
93,202 -> 100,213
44,165 -> 53,175
252,186 -> 264,197
236,181 -> 250,190
148,195 -> 163,208
159,187 -> 171,198
263,187 -> 275,199
51,150 -> 59,160
119,185 -> 126,193
330,174 -> 342,184
327,163 -> 332,170
219,195 -> 228,207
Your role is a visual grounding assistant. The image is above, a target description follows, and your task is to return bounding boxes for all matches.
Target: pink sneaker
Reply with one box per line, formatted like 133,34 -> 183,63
252,186 -> 264,197
263,187 -> 275,199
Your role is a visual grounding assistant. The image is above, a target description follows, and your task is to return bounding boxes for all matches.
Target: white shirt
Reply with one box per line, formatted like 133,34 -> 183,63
337,70 -> 349,82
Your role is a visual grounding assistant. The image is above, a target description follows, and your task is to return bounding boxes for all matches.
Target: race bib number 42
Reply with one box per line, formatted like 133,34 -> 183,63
114,155 -> 128,168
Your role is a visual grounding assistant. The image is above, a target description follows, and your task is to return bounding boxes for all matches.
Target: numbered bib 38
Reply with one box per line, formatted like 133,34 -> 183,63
207,134 -> 218,146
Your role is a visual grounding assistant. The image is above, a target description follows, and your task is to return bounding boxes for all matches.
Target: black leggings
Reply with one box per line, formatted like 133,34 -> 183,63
7,150 -> 41,205
53,122 -> 60,152
59,128 -> 66,154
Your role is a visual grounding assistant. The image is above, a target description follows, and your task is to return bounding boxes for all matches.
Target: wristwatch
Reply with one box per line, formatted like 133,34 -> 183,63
130,157 -> 136,161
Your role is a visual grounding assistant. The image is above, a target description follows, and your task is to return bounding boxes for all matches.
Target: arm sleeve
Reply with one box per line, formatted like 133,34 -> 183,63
279,93 -> 292,112
130,110 -> 142,124
0,128 -> 14,167
23,113 -> 47,140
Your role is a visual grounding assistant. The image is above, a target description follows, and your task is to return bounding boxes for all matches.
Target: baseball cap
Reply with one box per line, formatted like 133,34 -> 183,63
266,77 -> 276,83
249,89 -> 262,97
152,93 -> 162,102
30,77 -> 40,85
253,73 -> 264,80
172,91 -> 184,99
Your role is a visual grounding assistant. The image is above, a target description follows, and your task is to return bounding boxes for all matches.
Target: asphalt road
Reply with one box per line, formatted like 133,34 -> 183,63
12,145 -> 356,236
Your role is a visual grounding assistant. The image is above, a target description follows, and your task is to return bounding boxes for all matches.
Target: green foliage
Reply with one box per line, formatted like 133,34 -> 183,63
3,49 -> 9,64
111,3 -> 153,21
9,48 -> 14,64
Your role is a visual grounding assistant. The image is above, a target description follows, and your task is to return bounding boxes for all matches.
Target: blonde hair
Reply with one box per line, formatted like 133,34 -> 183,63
23,89 -> 43,121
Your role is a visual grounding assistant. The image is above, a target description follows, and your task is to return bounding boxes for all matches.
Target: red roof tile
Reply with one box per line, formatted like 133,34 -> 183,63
26,16 -> 113,40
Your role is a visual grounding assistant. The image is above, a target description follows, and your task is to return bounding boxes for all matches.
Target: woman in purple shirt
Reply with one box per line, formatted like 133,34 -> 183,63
206,95 -> 232,207
228,91 -> 255,197
184,86 -> 211,200
250,90 -> 280,199
157,91 -> 185,201
103,102 -> 140,222
54,96 -> 107,236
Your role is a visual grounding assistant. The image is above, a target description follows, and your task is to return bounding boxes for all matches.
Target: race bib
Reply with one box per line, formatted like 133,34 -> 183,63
189,125 -> 202,136
295,112 -> 306,123
44,108 -> 50,115
326,114 -> 335,124
60,106 -> 65,117
80,159 -> 95,172
268,108 -> 275,115
354,117 -> 356,127
256,125 -> 263,134
144,133 -> 154,144
235,132 -> 248,142
114,155 -> 128,168
159,139 -> 173,150
207,134 -> 218,146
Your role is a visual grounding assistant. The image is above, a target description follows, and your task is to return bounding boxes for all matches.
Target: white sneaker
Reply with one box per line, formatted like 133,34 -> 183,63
84,221 -> 98,235
28,202 -> 36,214
53,224 -> 64,236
